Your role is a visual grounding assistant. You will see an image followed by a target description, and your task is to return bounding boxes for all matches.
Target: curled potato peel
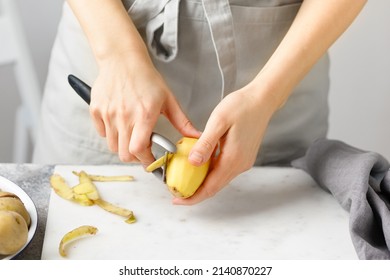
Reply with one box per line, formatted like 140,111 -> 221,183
50,175 -> 74,201
59,225 -> 98,257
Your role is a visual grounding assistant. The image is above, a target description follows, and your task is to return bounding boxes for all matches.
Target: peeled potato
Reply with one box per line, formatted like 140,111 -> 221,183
0,211 -> 28,255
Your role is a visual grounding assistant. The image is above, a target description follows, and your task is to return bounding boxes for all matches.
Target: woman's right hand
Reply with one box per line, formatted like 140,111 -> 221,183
66,0 -> 199,166
90,51 -> 200,167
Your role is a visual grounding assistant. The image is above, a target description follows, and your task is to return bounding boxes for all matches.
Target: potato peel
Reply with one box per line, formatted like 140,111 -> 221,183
73,193 -> 94,206
72,171 -> 134,182
146,155 -> 166,172
146,154 -> 173,172
50,171 -> 136,223
50,174 -> 74,200
95,199 -> 136,223
59,225 -> 98,257
72,182 -> 100,201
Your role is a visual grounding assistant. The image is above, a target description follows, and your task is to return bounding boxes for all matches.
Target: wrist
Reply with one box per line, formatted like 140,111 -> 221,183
67,0 -> 149,66
248,75 -> 291,114
94,37 -> 149,66
94,42 -> 152,73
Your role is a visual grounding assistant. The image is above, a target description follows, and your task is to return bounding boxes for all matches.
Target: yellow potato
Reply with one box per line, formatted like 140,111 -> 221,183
0,191 -> 19,198
0,197 -> 31,227
146,137 -> 210,198
0,211 -> 28,255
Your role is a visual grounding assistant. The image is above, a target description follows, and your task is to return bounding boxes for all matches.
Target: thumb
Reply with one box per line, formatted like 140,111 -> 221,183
188,120 -> 226,166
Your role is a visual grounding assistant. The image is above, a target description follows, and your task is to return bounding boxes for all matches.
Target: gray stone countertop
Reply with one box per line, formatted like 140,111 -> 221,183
0,164 -> 54,260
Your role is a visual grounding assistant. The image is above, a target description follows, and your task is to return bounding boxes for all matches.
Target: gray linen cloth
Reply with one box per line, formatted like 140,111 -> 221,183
291,138 -> 390,259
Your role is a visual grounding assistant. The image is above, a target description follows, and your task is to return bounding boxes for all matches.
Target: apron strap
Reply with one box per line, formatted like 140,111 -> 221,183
128,0 -> 237,97
202,0 -> 237,98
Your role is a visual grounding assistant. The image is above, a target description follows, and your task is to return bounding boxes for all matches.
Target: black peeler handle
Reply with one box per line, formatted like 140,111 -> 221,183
67,74 -> 176,153
68,74 -> 92,105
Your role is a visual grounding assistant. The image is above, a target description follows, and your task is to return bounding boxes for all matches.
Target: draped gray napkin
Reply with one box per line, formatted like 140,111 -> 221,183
291,138 -> 390,260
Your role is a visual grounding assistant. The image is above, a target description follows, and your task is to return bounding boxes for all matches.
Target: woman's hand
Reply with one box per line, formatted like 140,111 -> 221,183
173,84 -> 278,205
91,52 -> 200,167
173,0 -> 367,205
66,0 -> 200,166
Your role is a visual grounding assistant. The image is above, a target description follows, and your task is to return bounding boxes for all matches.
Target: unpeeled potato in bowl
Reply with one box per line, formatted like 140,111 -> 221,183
0,211 -> 28,255
0,191 -> 31,227
0,190 -> 31,256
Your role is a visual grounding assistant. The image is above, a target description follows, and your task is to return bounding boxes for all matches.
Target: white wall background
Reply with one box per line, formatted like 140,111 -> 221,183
0,0 -> 389,162
0,0 -> 63,162
327,0 -> 390,159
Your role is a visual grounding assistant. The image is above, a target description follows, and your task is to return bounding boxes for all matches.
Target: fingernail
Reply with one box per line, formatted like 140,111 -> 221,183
189,151 -> 203,165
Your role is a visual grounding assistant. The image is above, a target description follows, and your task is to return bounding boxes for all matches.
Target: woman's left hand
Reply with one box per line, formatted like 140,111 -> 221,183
172,84 -> 278,205
172,0 -> 368,206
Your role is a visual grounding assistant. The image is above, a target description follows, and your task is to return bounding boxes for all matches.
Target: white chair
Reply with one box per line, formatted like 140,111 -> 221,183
0,0 -> 42,162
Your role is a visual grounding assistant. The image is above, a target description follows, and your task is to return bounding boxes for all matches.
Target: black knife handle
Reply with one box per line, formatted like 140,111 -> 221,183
68,74 -> 91,105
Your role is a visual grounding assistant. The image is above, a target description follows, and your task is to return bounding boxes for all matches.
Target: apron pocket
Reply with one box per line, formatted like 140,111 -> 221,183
231,2 -> 302,24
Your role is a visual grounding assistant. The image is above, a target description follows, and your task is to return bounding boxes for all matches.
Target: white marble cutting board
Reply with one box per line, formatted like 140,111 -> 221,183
41,165 -> 357,260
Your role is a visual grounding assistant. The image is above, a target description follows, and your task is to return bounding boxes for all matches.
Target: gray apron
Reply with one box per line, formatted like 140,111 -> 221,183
33,0 -> 330,165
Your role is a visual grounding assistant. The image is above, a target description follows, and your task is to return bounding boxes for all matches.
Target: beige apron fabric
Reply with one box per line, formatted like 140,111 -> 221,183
33,0 -> 329,165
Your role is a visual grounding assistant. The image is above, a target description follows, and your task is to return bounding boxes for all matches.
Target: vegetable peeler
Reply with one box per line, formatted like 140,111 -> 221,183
67,74 -> 176,182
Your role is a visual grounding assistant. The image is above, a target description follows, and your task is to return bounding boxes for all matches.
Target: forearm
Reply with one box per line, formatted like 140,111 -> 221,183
66,0 -> 148,65
251,0 -> 367,109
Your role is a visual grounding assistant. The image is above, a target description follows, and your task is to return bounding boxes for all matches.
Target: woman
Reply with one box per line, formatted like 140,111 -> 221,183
33,0 -> 367,205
